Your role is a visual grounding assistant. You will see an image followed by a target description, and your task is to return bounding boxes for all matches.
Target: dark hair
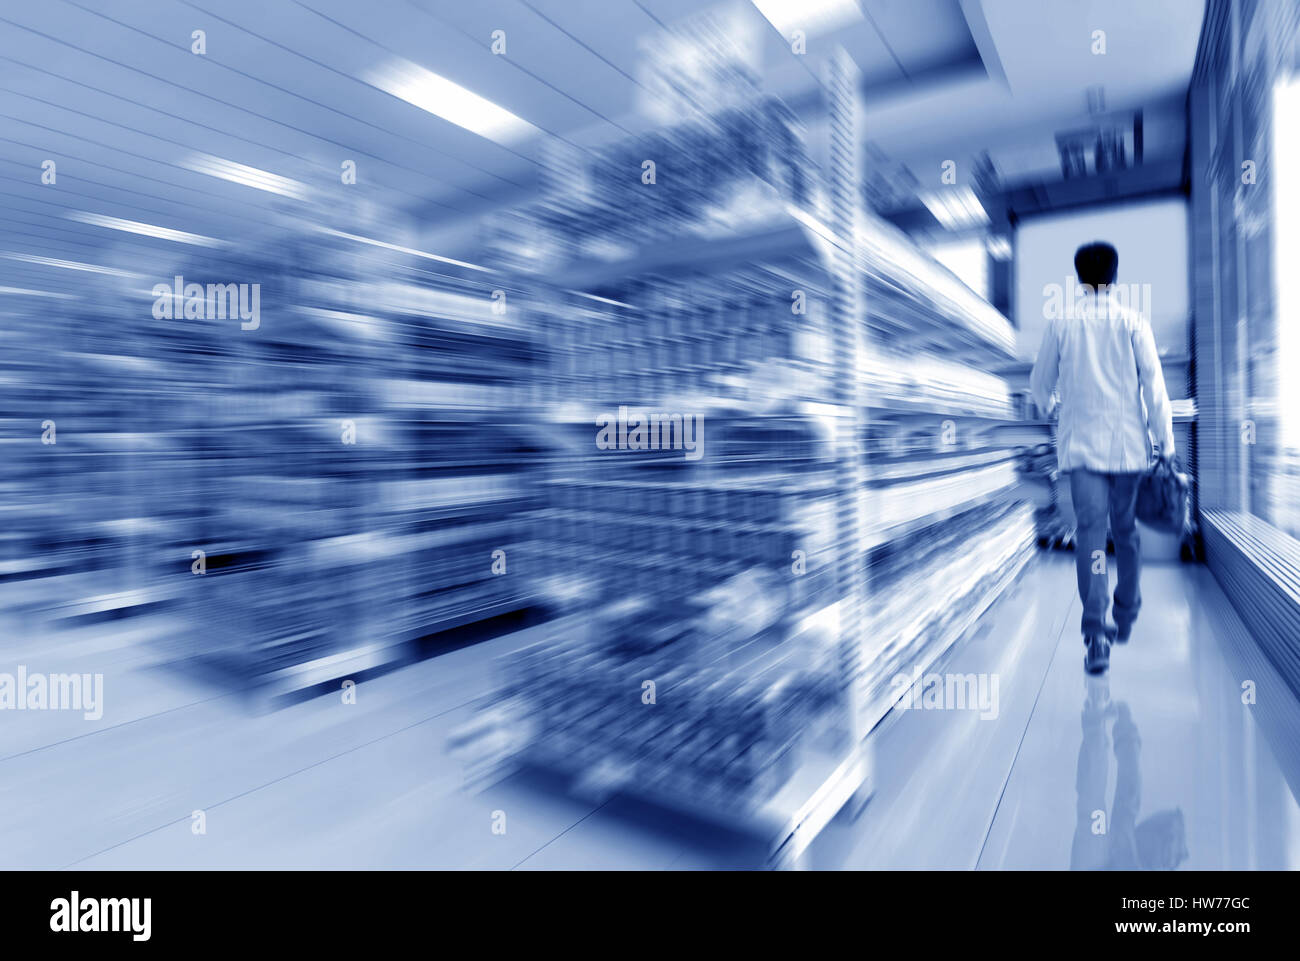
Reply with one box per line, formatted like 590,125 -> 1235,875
1074,241 -> 1118,288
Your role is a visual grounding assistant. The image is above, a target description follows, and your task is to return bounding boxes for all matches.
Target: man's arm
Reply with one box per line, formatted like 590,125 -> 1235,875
1029,318 -> 1060,419
1132,320 -> 1175,459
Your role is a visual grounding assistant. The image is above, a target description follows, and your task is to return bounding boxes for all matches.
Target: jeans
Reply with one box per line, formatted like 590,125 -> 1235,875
1069,470 -> 1142,636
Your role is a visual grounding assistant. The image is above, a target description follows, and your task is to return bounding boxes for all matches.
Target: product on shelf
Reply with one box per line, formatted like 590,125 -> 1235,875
7,203 -> 543,699
458,65 -> 1028,863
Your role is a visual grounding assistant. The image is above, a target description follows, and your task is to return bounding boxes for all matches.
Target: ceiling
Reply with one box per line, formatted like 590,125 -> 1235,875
0,0 -> 1207,295
861,0 -> 1205,208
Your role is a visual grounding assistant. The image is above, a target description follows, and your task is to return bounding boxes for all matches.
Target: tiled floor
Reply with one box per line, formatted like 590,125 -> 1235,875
819,554 -> 1300,870
3,553 -> 1298,869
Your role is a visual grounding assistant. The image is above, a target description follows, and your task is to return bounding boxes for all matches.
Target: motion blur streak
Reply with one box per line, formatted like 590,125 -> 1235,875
2,0 -> 1299,872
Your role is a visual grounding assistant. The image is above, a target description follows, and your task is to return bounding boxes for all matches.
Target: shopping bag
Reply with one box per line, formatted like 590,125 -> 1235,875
1136,456 -> 1189,533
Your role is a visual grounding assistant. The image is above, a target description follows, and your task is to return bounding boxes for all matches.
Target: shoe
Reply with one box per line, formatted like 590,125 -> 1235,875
1115,623 -> 1132,644
1084,633 -> 1111,675
1082,619 -> 1119,641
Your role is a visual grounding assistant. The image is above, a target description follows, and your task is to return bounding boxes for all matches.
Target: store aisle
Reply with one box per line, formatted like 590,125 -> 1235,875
810,553 -> 1079,869
4,555 -> 1298,870
976,558 -> 1300,870
816,554 -> 1300,870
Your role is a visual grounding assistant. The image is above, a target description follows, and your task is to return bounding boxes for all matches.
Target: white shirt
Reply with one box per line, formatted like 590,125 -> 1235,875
1030,291 -> 1175,474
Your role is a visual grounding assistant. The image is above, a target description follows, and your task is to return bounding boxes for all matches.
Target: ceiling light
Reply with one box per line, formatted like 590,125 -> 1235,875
751,0 -> 862,38
1,252 -> 142,277
985,236 -> 1012,260
366,58 -> 538,144
311,225 -> 490,272
571,291 -> 637,309
918,187 -> 990,231
0,286 -> 78,299
65,212 -> 227,247
182,153 -> 309,201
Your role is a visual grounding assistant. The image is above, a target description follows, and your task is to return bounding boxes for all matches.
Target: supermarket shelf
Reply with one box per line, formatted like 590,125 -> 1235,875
521,735 -> 871,869
861,490 -> 1014,551
864,287 -> 1014,361
860,463 -> 1021,550
257,638 -> 413,699
0,556 -> 74,581
864,447 -> 1020,483
548,202 -> 1016,362
860,519 -> 1037,733
866,399 -> 1018,423
761,743 -> 873,867
455,48 -> 1026,866
41,584 -> 182,625
550,209 -> 833,291
386,591 -> 539,645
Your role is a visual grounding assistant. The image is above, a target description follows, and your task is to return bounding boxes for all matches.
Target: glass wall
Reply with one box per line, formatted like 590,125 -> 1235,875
1189,0 -> 1300,538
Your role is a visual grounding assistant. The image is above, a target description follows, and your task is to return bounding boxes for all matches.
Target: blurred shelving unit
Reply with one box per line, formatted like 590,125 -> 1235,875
854,196 -> 1034,733
456,26 -> 1032,866
0,297 -> 187,626
177,231 -> 544,703
3,195 -> 544,704
456,40 -> 871,868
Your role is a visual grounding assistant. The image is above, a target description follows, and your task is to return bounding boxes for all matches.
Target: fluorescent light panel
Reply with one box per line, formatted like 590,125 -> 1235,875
919,187 -> 990,231
571,291 -> 637,309
312,225 -> 490,273
65,211 -> 227,248
1,252 -> 141,277
751,0 -> 862,38
985,236 -> 1012,260
182,153 -> 309,201
367,59 -> 537,144
0,286 -> 78,299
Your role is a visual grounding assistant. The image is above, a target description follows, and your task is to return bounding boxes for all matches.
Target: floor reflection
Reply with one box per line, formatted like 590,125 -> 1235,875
1071,673 -> 1189,870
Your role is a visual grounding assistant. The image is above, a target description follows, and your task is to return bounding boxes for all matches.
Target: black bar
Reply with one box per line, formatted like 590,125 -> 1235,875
1,870 -> 1281,948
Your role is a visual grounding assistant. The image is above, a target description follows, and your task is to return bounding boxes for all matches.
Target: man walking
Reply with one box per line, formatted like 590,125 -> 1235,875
1031,242 -> 1175,674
